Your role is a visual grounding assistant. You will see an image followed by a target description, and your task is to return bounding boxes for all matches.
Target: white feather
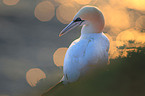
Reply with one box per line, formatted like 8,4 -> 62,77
61,30 -> 109,84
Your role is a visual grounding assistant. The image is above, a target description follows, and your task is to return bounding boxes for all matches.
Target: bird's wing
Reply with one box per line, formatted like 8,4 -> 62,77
62,38 -> 89,83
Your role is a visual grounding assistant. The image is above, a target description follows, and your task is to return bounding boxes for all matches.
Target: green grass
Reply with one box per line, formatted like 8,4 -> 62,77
44,47 -> 145,96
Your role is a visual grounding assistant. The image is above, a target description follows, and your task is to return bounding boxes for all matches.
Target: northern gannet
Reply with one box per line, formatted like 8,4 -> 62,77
42,5 -> 110,96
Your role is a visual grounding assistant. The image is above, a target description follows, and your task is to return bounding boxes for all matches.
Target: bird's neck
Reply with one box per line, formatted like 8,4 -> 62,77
81,23 -> 103,35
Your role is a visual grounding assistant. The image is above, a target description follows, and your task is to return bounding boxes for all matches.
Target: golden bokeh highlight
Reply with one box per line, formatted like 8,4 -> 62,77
109,0 -> 123,7
3,0 -> 19,5
108,28 -> 145,59
118,29 -> 145,44
115,40 -> 125,47
55,0 -> 73,4
56,3 -> 77,24
34,1 -> 55,22
116,30 -> 135,41
135,16 -> 145,30
26,68 -> 46,87
53,47 -> 68,66
74,0 -> 92,5
109,41 -> 120,59
122,0 -> 145,11
99,4 -> 130,31
132,30 -> 145,44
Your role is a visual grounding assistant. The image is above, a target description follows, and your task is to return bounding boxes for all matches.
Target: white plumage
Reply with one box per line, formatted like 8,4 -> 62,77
59,6 -> 110,84
62,30 -> 109,84
42,6 -> 110,96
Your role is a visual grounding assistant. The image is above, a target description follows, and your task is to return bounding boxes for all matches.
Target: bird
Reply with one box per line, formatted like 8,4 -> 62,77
42,5 -> 110,96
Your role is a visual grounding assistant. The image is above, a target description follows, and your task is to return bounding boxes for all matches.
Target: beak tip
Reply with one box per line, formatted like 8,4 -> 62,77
59,34 -> 62,37
59,21 -> 80,37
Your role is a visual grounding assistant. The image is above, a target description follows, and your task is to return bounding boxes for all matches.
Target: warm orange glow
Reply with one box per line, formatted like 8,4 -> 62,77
121,50 -> 128,57
117,29 -> 145,44
3,0 -> 19,5
99,4 -> 130,35
122,0 -> 145,11
134,32 -> 145,44
74,0 -> 92,5
26,68 -> 46,87
56,3 -> 77,24
34,1 -> 55,22
55,0 -> 73,4
104,33 -> 112,41
107,28 -> 145,59
116,29 -> 135,47
116,30 -> 135,41
135,16 -> 145,30
109,41 -> 120,59
115,40 -> 125,47
126,49 -> 137,52
53,47 -> 68,66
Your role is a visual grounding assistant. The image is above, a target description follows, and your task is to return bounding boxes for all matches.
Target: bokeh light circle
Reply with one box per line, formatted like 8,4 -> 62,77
122,0 -> 145,11
55,0 -> 73,4
99,4 -> 130,33
135,16 -> 145,30
3,0 -> 19,5
53,47 -> 68,66
74,0 -> 92,5
56,3 -> 77,24
34,1 -> 55,22
116,30 -> 135,41
26,68 -> 46,87
109,41 -> 120,59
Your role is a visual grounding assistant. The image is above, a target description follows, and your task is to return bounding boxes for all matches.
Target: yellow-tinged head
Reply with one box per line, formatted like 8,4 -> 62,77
59,6 -> 105,36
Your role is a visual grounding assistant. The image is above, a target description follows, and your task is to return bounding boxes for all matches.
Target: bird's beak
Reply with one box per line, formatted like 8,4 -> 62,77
59,21 -> 82,37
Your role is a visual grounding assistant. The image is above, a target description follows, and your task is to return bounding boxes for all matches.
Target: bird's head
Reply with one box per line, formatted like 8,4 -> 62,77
59,6 -> 105,37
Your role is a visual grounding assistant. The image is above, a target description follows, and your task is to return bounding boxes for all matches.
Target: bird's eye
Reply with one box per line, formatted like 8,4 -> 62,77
74,17 -> 82,22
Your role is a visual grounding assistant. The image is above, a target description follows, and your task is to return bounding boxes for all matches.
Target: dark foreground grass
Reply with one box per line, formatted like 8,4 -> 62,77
44,47 -> 145,96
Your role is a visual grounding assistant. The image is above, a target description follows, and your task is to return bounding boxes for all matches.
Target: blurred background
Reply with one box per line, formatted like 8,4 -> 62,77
0,0 -> 145,96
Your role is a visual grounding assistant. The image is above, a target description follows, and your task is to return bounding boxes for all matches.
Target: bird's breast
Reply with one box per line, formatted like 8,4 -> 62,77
62,33 -> 109,83
66,35 -> 108,65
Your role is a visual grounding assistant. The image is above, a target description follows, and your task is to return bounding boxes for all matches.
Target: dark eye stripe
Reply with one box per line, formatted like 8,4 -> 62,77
74,17 -> 82,22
